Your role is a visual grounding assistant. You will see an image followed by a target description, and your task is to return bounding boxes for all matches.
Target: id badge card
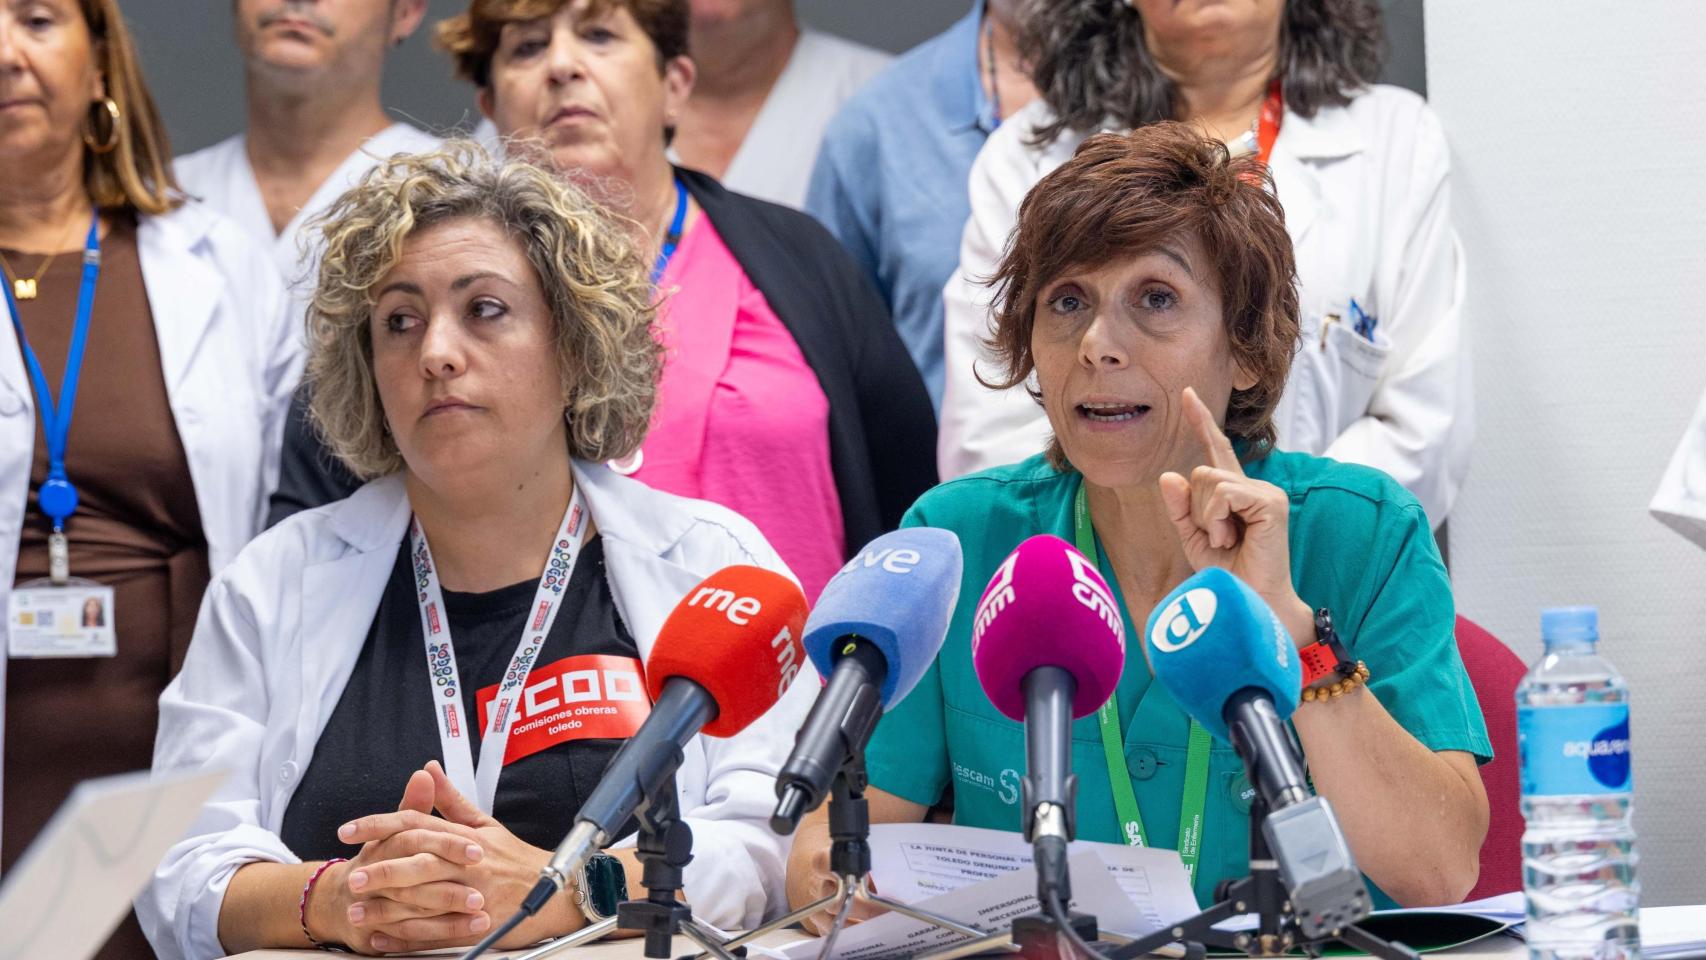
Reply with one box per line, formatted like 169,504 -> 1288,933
8,578 -> 117,658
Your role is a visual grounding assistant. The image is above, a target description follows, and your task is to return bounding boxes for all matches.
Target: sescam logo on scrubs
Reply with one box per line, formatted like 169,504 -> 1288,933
1151,588 -> 1217,653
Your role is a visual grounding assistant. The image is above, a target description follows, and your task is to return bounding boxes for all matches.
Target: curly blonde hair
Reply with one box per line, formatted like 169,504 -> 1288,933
306,142 -> 661,479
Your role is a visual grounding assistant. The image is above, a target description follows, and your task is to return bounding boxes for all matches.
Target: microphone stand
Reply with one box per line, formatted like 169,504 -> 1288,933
509,771 -> 739,960
910,799 -> 1122,960
1101,796 -> 1420,960
687,755 -> 986,960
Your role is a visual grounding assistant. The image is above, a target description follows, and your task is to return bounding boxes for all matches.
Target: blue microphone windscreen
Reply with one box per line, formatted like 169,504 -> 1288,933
804,528 -> 963,706
1142,567 -> 1301,742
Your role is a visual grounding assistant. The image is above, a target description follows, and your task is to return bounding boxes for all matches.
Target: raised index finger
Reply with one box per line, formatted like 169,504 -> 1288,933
1182,386 -> 1244,474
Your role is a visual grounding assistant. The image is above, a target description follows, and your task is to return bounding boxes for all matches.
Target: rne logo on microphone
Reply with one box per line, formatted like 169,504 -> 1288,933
971,553 -> 1020,649
1151,588 -> 1217,653
688,586 -> 764,625
772,625 -> 800,696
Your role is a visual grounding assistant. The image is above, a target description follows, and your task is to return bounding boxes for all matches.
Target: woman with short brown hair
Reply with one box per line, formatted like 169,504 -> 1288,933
789,123 -> 1491,922
939,0 -> 1472,534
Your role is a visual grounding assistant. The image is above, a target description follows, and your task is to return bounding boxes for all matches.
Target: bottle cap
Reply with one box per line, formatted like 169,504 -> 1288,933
1541,606 -> 1598,647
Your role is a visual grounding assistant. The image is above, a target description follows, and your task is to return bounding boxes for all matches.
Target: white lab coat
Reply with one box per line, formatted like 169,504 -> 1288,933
139,461 -> 818,960
0,201 -> 298,846
717,29 -> 890,209
1651,387 -> 1706,548
939,85 -> 1472,527
174,123 -> 443,297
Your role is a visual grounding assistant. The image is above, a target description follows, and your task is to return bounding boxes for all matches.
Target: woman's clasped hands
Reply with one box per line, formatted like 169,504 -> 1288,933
310,761 -> 575,954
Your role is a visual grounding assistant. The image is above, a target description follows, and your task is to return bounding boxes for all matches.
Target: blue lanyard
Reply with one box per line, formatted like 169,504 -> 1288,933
650,177 -> 688,285
2,211 -> 101,531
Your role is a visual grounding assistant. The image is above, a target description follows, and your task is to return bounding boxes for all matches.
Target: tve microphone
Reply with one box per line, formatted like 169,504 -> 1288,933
538,565 -> 808,896
971,534 -> 1124,902
771,528 -> 962,833
1144,567 -> 1370,937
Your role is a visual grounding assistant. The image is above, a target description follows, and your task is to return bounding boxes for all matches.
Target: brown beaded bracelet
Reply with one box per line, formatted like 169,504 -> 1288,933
1301,661 -> 1371,703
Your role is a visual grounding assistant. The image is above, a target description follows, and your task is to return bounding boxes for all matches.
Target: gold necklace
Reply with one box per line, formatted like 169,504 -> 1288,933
0,219 -> 83,301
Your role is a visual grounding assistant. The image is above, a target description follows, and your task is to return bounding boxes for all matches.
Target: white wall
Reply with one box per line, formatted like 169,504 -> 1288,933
1425,2 -> 1706,907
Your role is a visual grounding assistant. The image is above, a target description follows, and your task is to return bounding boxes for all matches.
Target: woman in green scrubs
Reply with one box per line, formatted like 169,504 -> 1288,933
785,124 -> 1491,922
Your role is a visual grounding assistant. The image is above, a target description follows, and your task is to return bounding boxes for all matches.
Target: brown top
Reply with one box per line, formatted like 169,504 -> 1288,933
3,214 -> 210,960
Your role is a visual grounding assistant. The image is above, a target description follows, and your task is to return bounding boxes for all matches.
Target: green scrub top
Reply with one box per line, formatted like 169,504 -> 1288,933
865,451 -> 1492,907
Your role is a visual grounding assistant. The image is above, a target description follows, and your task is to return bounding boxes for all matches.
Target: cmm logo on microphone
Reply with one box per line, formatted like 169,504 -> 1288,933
971,552 -> 1019,652
1151,588 -> 1217,653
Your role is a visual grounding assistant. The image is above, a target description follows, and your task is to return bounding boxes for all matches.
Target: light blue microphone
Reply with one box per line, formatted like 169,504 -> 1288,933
1143,566 -> 1300,743
1144,567 -> 1372,936
771,527 -> 962,832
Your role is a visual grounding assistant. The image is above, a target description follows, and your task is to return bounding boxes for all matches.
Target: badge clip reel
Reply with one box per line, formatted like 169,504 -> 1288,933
8,479 -> 116,659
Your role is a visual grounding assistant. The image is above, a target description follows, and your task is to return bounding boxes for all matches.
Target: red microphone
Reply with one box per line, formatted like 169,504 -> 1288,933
537,565 -> 808,894
645,565 -> 809,737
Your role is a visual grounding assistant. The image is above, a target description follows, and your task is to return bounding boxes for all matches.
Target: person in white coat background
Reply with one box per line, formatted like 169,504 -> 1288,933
0,2 -> 295,958
173,0 -> 442,293
141,146 -> 816,960
1652,387 -> 1706,549
938,0 -> 1471,529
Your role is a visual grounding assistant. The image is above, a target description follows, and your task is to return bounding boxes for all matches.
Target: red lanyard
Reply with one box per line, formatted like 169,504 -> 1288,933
1256,79 -> 1284,165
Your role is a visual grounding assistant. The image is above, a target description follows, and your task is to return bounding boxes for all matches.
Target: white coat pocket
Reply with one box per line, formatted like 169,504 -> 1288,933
1290,311 -> 1392,454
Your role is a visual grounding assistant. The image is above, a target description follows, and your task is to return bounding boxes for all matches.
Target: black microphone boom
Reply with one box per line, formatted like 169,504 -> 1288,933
460,679 -> 717,960
1224,688 -> 1310,811
771,639 -> 888,833
541,679 -> 717,893
1222,687 -> 1366,939
1020,665 -> 1079,903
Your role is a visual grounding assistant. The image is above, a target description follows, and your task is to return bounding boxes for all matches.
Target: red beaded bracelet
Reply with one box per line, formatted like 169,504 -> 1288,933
299,858 -> 348,948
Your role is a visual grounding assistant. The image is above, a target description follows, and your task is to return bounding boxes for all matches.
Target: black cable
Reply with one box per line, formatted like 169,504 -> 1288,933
458,877 -> 557,960
1044,889 -> 1117,960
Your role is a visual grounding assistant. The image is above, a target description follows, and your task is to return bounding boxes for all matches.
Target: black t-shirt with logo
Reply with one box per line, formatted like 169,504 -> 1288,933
281,535 -> 644,860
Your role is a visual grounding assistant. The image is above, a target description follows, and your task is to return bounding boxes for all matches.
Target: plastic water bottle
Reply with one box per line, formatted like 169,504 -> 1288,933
1517,607 -> 1640,960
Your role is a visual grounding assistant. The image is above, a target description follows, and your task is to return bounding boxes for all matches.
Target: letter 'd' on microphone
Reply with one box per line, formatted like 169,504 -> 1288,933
971,534 -> 1125,721
645,565 -> 809,737
1143,567 -> 1301,742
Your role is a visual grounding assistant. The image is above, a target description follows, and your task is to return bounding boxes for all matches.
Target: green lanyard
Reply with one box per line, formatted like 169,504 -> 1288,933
1075,480 -> 1214,886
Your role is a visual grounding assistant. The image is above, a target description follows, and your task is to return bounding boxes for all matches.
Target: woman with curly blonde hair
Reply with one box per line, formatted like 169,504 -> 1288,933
271,0 -> 938,605
141,145 -> 815,959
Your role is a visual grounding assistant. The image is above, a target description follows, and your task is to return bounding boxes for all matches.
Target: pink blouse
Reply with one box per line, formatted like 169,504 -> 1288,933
612,214 -> 846,601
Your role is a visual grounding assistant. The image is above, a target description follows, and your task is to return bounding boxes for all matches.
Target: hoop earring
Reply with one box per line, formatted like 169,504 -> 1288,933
83,97 -> 121,155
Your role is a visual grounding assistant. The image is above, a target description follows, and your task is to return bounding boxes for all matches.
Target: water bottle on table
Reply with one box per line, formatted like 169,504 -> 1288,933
1517,606 -> 1640,960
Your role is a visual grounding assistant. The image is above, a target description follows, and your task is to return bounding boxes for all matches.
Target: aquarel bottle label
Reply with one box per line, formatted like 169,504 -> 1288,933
1517,703 -> 1632,797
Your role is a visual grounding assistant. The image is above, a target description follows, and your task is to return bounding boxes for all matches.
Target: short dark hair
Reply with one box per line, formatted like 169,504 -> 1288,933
436,0 -> 688,88
1018,0 -> 1386,145
982,123 -> 1300,467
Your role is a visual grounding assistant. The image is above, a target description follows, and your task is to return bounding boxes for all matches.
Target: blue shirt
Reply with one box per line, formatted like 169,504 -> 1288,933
805,4 -> 995,410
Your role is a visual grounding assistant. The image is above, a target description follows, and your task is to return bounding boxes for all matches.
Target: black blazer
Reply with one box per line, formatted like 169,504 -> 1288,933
268,168 -> 938,554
